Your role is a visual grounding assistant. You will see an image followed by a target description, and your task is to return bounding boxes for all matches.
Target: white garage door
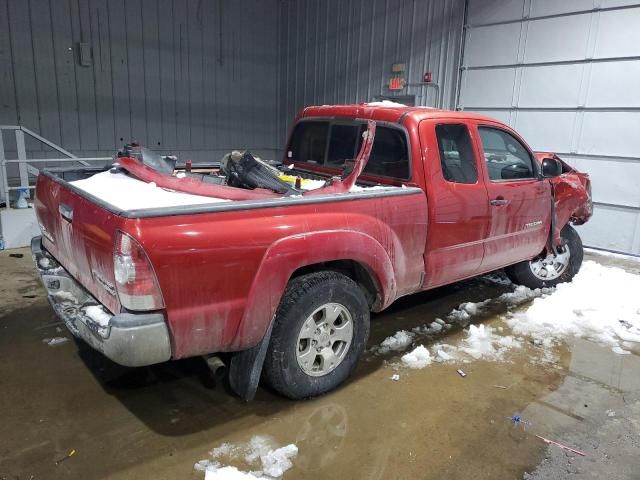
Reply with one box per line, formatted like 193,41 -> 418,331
458,0 -> 640,255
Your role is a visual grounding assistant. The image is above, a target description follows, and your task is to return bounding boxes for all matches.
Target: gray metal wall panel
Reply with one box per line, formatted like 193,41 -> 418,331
465,23 -> 521,67
277,0 -> 466,146
1,0 -> 280,165
529,0 -> 595,17
587,61 -> 640,107
595,8 -> 640,58
561,154 -> 640,209
467,0 -> 525,25
460,0 -> 640,255
0,1 -> 17,127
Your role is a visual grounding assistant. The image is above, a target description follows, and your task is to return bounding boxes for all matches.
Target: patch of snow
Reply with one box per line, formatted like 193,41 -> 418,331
84,305 -> 111,327
210,443 -> 236,459
260,444 -> 298,478
507,261 -> 640,352
458,324 -> 520,361
401,345 -> 432,368
365,100 -> 408,108
71,171 -> 230,211
427,321 -> 443,333
435,349 -> 452,361
303,179 -> 328,190
46,337 -> 68,346
51,290 -> 78,303
196,436 -> 297,479
612,346 -> 631,355
205,466 -> 259,480
498,285 -> 551,306
244,436 -> 274,464
379,330 -> 415,353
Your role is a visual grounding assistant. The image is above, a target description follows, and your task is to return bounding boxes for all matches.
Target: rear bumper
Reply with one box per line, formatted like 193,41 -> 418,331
31,236 -> 172,367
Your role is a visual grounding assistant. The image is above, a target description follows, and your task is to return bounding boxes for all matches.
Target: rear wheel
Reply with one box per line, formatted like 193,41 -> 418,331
263,271 -> 370,399
505,224 -> 583,289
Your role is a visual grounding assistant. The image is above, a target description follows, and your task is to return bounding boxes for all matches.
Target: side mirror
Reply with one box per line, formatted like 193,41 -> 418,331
541,158 -> 562,178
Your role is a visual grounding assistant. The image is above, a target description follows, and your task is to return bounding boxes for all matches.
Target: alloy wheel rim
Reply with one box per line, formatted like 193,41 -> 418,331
296,303 -> 353,377
529,246 -> 571,281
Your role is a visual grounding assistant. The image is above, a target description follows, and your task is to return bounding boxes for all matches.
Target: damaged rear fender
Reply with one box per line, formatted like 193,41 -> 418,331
230,230 -> 396,352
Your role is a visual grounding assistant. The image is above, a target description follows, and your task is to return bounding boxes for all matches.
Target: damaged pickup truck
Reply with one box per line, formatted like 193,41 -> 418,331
31,104 -> 592,400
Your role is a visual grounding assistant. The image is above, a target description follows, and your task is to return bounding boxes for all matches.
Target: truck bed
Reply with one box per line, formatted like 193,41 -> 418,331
34,167 -> 428,358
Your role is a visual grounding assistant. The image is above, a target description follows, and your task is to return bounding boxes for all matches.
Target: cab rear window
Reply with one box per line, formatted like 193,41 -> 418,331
287,120 -> 410,180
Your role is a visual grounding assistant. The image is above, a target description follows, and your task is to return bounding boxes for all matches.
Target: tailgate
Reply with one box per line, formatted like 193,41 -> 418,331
34,173 -> 124,314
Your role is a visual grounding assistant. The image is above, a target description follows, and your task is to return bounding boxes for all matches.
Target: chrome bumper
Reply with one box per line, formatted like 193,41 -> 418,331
31,236 -> 172,367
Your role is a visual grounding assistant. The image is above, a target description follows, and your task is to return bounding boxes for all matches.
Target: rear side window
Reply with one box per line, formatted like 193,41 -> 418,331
478,127 -> 535,181
288,120 -> 410,180
435,124 -> 478,184
288,121 -> 329,164
359,125 -> 410,179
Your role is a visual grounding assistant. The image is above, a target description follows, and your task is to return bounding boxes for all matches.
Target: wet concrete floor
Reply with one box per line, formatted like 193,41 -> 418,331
0,249 -> 638,480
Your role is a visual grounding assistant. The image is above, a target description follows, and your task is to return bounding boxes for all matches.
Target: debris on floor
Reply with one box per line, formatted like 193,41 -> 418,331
507,415 -> 530,429
390,374 -> 400,381
456,369 -> 467,378
44,337 -> 69,346
9,253 -> 24,258
195,435 -> 298,479
534,435 -> 586,456
55,449 -> 76,465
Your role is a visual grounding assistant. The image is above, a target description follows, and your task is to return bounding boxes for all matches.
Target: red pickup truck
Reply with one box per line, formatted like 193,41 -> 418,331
31,104 -> 592,400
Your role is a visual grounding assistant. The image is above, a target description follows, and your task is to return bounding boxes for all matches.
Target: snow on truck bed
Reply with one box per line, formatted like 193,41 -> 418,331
70,171 -> 230,210
70,170 -> 396,211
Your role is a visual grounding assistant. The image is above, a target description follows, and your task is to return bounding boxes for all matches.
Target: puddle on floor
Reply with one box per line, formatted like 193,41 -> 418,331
0,272 -> 571,480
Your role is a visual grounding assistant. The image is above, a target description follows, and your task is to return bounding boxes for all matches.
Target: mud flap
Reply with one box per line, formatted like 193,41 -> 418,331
228,320 -> 274,402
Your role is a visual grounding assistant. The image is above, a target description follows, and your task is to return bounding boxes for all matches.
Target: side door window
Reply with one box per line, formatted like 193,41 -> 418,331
435,124 -> 478,184
478,127 -> 536,181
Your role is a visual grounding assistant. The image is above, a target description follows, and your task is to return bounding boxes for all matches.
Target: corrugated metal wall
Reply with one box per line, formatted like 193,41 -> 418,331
458,0 -> 640,255
0,0 -> 280,168
277,0 -> 466,145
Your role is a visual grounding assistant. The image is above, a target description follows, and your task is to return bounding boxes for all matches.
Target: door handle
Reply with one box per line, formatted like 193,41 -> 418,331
59,203 -> 74,222
490,198 -> 508,206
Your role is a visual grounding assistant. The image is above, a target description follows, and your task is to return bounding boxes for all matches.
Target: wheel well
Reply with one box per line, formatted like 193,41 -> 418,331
290,260 -> 380,308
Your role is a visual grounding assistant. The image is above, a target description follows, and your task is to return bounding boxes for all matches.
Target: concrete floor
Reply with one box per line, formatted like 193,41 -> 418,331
0,248 -> 638,480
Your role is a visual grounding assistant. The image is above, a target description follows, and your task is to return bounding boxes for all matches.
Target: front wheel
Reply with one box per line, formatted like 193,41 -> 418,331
263,271 -> 370,399
505,224 -> 583,289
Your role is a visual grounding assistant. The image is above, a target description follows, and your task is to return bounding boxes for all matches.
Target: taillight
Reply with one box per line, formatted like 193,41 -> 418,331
113,231 -> 164,311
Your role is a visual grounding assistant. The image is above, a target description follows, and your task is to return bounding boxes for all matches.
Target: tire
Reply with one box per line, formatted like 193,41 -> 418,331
505,224 -> 583,289
263,271 -> 370,399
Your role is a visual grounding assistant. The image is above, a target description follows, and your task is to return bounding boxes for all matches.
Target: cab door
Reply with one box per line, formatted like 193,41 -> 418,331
474,124 -> 551,271
420,120 -> 490,288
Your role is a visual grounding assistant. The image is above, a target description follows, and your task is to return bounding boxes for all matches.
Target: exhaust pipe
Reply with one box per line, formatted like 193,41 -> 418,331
205,355 -> 227,381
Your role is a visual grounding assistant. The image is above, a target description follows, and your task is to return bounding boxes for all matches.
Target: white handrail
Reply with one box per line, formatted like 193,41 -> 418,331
0,125 -> 112,211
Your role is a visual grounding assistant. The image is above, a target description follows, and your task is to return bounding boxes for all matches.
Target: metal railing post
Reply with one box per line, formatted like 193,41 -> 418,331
0,131 -> 9,210
15,129 -> 29,196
